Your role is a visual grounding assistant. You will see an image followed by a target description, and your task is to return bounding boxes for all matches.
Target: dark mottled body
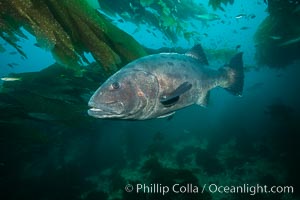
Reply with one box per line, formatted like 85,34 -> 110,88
88,45 -> 244,120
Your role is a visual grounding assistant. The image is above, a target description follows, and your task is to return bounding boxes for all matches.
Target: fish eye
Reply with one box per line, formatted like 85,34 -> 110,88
111,82 -> 120,89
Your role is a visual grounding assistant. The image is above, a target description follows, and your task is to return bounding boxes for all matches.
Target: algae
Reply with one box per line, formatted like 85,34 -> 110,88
208,0 -> 234,11
98,0 -> 208,43
254,0 -> 300,68
0,0 -> 147,75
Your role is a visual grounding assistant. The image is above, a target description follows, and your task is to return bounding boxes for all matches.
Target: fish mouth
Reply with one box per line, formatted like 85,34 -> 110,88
87,102 -> 125,118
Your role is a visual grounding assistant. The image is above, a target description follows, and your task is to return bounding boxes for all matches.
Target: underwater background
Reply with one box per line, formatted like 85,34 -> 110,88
0,0 -> 299,199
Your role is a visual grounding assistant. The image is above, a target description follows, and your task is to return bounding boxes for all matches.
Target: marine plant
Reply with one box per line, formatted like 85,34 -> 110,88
97,0 -> 208,43
254,0 -> 300,68
208,0 -> 234,11
0,0 -> 147,75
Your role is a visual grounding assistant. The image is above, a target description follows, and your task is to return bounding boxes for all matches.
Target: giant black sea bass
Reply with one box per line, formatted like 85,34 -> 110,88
88,45 -> 244,120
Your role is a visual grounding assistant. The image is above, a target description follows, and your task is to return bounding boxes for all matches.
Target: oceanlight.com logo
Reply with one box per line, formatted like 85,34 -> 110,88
124,183 -> 294,196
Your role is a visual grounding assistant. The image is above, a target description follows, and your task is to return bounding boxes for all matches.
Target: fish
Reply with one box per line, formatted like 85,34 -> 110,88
195,13 -> 220,21
34,43 -> 41,47
117,19 -> 125,23
1,77 -> 22,82
240,26 -> 250,30
235,14 -> 256,19
7,63 -> 14,68
249,14 -> 256,19
235,14 -> 247,19
270,35 -> 282,40
235,44 -> 241,51
88,44 -> 244,120
279,36 -> 300,46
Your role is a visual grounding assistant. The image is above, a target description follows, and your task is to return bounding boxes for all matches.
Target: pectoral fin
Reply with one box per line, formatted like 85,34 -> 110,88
160,82 -> 192,107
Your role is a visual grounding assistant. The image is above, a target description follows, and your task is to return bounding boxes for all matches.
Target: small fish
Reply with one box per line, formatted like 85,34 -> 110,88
248,14 -> 256,19
88,44 -> 244,120
240,26 -> 250,30
1,77 -> 22,81
34,43 -> 41,48
236,45 -> 241,50
270,35 -> 282,40
235,14 -> 247,19
219,7 -> 225,12
117,19 -> 124,23
279,36 -> 300,46
7,63 -> 14,68
195,13 -> 220,21
11,62 -> 19,66
132,27 -> 140,34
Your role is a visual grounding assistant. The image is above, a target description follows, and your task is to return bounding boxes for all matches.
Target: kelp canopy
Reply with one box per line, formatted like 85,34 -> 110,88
2,0 -> 299,71
254,0 -> 300,68
208,0 -> 234,11
0,0 -> 147,74
97,0 -> 209,43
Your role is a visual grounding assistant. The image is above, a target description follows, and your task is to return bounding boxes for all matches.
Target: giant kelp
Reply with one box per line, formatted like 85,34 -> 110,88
97,0 -> 208,43
254,0 -> 300,68
208,0 -> 234,11
0,0 -> 147,74
0,62 -> 105,125
0,61 -> 113,200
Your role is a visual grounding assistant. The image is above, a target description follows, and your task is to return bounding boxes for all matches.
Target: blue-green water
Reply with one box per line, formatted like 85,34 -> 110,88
0,0 -> 299,200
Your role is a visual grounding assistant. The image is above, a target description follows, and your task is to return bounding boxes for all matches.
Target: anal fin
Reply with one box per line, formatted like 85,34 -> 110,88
197,91 -> 210,107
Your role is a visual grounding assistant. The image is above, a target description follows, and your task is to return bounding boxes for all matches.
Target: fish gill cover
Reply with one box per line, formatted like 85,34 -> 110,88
0,0 -> 300,200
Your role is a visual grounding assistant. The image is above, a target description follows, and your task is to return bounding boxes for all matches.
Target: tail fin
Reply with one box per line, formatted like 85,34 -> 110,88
222,53 -> 244,96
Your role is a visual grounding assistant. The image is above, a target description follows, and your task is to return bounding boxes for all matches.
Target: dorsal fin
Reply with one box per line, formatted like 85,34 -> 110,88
185,44 -> 209,65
